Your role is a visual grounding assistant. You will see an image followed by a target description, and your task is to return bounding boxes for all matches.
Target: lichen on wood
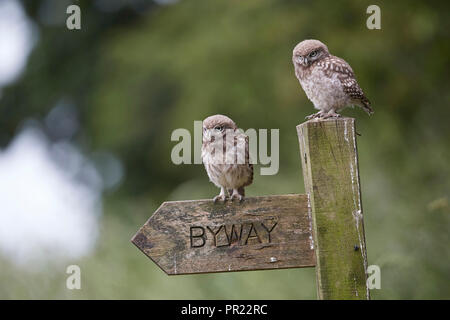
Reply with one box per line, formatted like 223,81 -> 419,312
297,118 -> 369,300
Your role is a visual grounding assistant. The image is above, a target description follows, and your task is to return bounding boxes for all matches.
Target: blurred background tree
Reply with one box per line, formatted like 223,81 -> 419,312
0,0 -> 449,299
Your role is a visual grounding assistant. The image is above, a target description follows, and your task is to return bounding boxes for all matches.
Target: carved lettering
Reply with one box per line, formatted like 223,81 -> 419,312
190,226 -> 206,248
261,221 -> 278,243
190,220 -> 277,248
244,223 -> 262,245
224,224 -> 242,246
206,225 -> 223,246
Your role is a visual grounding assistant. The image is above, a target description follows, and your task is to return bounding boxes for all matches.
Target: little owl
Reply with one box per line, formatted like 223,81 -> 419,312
293,39 -> 373,119
202,114 -> 253,202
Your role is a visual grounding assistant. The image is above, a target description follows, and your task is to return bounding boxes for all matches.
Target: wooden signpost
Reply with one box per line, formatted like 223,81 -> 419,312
132,118 -> 370,299
132,194 -> 315,275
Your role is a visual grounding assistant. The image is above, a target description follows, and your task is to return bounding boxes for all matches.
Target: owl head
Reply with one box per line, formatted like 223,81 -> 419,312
293,39 -> 329,67
202,114 -> 237,142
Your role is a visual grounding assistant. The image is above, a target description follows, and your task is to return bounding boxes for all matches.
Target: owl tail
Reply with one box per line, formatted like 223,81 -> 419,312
361,99 -> 374,115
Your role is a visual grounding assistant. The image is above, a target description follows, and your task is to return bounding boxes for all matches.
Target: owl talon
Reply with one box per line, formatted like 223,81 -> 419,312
230,189 -> 244,202
213,195 -> 227,203
306,111 -> 324,120
322,110 -> 341,119
231,194 -> 244,202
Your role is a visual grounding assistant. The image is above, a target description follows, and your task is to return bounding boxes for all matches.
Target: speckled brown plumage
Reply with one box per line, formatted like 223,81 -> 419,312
293,39 -> 373,119
202,114 -> 253,202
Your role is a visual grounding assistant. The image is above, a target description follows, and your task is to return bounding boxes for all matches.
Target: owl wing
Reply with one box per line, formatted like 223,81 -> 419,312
318,55 -> 373,114
228,133 -> 253,197
243,134 -> 253,187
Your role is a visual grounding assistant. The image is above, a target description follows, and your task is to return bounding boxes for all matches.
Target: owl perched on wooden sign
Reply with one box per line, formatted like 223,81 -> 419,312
293,39 -> 373,119
201,114 -> 253,203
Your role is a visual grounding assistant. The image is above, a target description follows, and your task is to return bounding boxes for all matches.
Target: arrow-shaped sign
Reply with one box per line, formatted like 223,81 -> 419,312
131,194 -> 315,275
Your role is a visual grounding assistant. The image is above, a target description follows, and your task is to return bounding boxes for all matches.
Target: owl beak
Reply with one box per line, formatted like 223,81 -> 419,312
296,56 -> 308,66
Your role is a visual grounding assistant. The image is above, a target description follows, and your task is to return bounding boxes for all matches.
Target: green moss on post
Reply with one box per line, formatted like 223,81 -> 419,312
297,118 -> 369,300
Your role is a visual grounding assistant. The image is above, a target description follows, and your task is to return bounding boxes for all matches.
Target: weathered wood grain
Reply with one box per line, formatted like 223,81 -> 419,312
131,194 -> 315,275
297,118 -> 369,300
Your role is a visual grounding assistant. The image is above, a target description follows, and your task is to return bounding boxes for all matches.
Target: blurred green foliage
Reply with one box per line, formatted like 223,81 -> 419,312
0,0 -> 449,299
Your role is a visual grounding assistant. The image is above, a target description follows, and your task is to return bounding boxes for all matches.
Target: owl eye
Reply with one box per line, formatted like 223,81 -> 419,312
214,126 -> 224,132
309,50 -> 318,58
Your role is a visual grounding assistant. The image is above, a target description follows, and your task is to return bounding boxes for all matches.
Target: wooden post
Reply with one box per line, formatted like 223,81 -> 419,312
297,118 -> 369,300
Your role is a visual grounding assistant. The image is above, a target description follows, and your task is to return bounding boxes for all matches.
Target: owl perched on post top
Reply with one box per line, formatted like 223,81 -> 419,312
293,39 -> 373,119
202,114 -> 253,202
